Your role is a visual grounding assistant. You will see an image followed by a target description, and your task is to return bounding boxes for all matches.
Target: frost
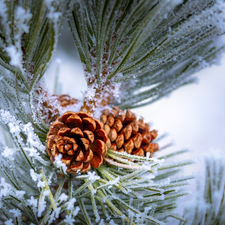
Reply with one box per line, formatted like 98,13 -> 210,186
107,177 -> 120,189
23,122 -> 45,153
8,122 -> 20,134
67,198 -> 76,211
15,6 -> 32,34
49,207 -> 60,224
38,189 -> 50,217
58,193 -> 68,202
43,190 -> 50,196
54,154 -> 67,173
109,219 -> 117,225
87,171 -> 100,182
4,219 -> 14,225
99,219 -> 105,225
9,209 -> 22,217
45,0 -> 62,21
73,206 -> 80,216
5,45 -> 22,69
64,215 -> 75,225
38,197 -> 47,217
2,146 -> 15,158
30,169 -> 42,182
27,196 -> 38,209
15,190 -> 25,199
37,180 -> 46,188
0,177 -> 12,197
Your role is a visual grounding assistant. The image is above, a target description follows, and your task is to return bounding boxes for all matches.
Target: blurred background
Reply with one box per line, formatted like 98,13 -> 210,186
45,24 -> 225,173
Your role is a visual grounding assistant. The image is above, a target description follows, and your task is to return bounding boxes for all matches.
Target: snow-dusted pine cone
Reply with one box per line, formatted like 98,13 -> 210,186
100,107 -> 159,157
47,111 -> 107,173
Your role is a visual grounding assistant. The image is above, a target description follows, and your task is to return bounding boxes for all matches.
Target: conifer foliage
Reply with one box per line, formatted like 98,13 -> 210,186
0,0 -> 224,224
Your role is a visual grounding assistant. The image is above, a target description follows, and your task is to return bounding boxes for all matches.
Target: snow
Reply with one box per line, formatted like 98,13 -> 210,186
1,146 -> 15,158
0,177 -> 12,197
87,171 -> 100,182
67,198 -> 76,211
73,206 -> 80,216
30,169 -> 42,182
109,219 -> 117,225
14,6 -> 32,34
58,193 -> 68,202
5,46 -> 22,69
54,154 -> 67,173
107,177 -> 120,189
27,196 -> 38,209
64,215 -> 75,225
37,180 -> 46,188
48,207 -> 60,223
9,209 -> 22,217
45,0 -> 62,21
14,190 -> 25,199
4,219 -> 14,225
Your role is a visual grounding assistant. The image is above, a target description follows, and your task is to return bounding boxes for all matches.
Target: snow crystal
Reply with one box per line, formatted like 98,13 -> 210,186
27,196 -> 38,208
38,197 -> 46,217
0,177 -> 12,197
45,0 -> 62,21
67,198 -> 76,211
9,209 -> 22,217
15,6 -> 32,34
4,219 -> 14,225
64,215 -> 75,225
5,45 -> 22,68
87,171 -> 100,182
73,206 -> 80,216
15,190 -> 25,199
99,219 -> 105,225
23,123 -> 45,152
37,189 -> 50,217
48,207 -> 60,224
37,180 -> 46,188
30,169 -> 42,182
43,190 -> 50,196
54,154 -> 67,173
8,122 -> 20,134
2,146 -> 15,158
107,177 -> 120,189
109,219 -> 118,225
58,193 -> 68,202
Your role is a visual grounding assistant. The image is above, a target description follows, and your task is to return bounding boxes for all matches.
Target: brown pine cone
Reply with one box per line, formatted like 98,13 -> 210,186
57,94 -> 79,107
46,111 -> 107,174
101,107 -> 159,158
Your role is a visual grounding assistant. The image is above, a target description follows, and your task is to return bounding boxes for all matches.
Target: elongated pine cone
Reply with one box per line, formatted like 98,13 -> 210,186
101,107 -> 159,157
46,111 -> 107,174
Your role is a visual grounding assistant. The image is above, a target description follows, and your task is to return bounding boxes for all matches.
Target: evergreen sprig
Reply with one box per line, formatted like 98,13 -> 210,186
68,0 -> 225,108
0,0 -> 224,224
182,152 -> 225,225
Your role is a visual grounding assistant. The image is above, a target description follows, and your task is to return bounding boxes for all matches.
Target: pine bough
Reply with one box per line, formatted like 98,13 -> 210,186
0,0 -> 224,224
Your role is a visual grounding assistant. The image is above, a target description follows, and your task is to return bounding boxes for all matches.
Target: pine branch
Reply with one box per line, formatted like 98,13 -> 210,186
68,0 -> 225,110
182,152 -> 225,225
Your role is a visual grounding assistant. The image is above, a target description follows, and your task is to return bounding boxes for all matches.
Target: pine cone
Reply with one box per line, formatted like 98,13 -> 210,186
100,107 -> 159,157
46,111 -> 107,174
56,94 -> 79,107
